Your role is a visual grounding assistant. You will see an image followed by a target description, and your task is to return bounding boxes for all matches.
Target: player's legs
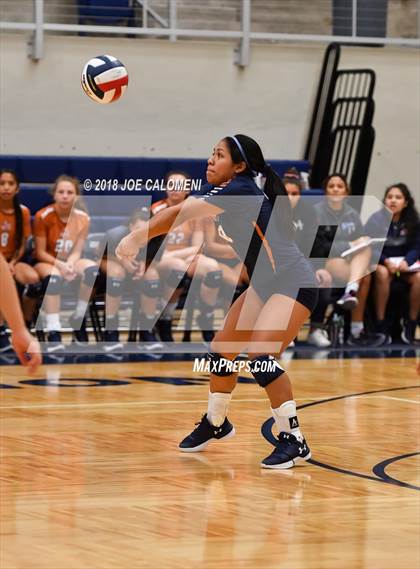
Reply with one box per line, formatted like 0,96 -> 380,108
155,256 -> 187,341
179,286 -> 263,452
374,264 -> 393,322
246,294 -> 312,469
100,259 -> 126,350
34,262 -> 62,320
12,262 -> 41,325
34,262 -> 64,350
137,266 -> 161,344
400,271 -> 420,343
187,254 -> 222,341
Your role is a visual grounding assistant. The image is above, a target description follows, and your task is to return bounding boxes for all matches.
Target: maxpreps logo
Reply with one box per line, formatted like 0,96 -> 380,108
193,355 -> 282,375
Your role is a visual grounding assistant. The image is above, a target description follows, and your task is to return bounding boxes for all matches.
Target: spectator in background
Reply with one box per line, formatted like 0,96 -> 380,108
283,169 -> 332,347
152,171 -> 222,342
33,175 -> 98,352
0,169 -> 41,352
310,174 -> 371,343
99,207 -> 163,352
365,183 -> 419,344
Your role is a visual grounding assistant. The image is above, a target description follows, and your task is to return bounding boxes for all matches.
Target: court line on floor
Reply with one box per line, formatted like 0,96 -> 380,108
0,396 -> 330,411
261,384 -> 420,491
365,395 -> 419,404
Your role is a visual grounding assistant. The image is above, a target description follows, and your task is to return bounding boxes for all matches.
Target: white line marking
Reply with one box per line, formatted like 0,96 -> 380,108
366,395 -> 420,405
0,397 -> 318,411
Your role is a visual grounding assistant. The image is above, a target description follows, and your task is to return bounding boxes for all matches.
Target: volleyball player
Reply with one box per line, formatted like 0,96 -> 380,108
0,169 -> 41,351
152,171 -> 223,342
117,135 -> 318,469
33,175 -> 98,351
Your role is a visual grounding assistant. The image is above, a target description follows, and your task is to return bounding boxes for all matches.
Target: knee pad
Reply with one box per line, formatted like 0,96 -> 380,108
25,281 -> 43,299
82,265 -> 99,287
167,269 -> 189,290
207,352 -> 237,377
203,270 -> 223,289
42,274 -> 62,295
139,279 -> 161,298
107,277 -> 124,297
249,355 -> 285,388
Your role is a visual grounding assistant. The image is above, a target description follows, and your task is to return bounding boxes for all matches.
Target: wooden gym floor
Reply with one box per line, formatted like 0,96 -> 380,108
1,355 -> 419,569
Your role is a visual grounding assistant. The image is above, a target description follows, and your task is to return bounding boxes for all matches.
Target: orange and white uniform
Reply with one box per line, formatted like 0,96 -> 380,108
151,199 -> 202,251
0,205 -> 31,261
34,205 -> 90,260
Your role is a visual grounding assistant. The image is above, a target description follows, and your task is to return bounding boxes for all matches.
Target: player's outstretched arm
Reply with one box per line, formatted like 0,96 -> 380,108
116,197 -> 222,262
0,252 -> 42,372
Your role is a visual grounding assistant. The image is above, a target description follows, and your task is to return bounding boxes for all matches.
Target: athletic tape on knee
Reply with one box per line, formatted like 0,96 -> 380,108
249,355 -> 285,388
139,279 -> 161,297
167,269 -> 189,289
203,270 -> 223,288
83,265 -> 99,286
207,352 -> 237,377
107,278 -> 124,297
43,274 -> 62,295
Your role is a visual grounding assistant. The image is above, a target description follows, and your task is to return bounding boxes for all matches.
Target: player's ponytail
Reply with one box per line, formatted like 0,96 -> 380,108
0,169 -> 23,252
224,135 -> 293,237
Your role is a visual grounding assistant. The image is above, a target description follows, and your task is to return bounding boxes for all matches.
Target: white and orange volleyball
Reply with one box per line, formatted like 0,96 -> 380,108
81,55 -> 128,104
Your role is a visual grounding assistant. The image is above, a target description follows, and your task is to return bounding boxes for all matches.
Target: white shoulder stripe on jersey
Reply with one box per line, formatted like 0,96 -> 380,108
40,206 -> 55,219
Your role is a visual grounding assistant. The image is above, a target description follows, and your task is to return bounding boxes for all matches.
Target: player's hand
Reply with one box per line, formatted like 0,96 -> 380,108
10,329 -> 42,373
132,261 -> 146,280
8,262 -> 16,276
116,231 -> 147,262
121,258 -> 140,274
398,260 -> 409,272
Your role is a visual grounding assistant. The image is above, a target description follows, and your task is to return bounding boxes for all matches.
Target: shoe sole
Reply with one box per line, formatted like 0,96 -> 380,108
179,427 -> 236,453
261,451 -> 312,470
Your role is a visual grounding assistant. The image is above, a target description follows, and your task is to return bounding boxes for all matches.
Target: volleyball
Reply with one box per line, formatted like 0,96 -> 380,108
81,55 -> 128,104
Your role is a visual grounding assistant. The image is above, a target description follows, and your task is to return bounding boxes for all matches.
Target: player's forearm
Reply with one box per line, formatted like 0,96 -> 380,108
206,242 -> 237,259
35,247 -> 57,266
0,253 -> 26,331
134,205 -> 182,243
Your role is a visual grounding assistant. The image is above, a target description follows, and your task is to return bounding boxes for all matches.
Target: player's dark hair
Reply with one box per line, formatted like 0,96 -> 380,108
322,173 -> 351,194
0,169 -> 23,252
384,183 -> 419,242
224,134 -> 293,236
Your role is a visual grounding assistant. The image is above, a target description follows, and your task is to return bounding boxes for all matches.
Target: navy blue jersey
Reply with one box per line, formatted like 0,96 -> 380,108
195,175 -> 317,297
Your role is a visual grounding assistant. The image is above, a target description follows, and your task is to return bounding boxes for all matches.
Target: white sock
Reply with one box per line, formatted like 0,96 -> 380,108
271,400 -> 303,441
74,299 -> 89,318
345,282 -> 359,295
45,313 -> 61,331
351,321 -> 364,338
207,391 -> 232,427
